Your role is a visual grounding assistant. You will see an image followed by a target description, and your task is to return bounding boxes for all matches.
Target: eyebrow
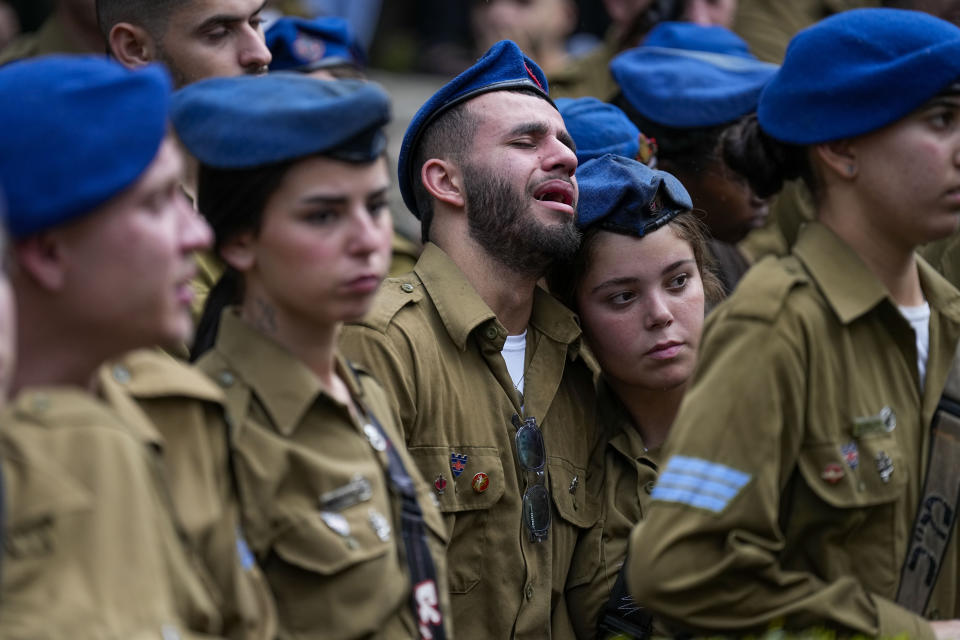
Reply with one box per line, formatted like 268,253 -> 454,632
300,186 -> 390,205
508,122 -> 577,153
590,259 -> 695,294
194,0 -> 267,32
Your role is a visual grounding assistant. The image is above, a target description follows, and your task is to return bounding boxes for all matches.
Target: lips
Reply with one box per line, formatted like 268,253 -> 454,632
342,273 -> 382,295
532,179 -> 576,214
645,340 -> 684,360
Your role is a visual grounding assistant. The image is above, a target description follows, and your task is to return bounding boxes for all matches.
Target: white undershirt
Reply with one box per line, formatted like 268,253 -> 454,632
899,302 -> 931,391
501,331 -> 527,398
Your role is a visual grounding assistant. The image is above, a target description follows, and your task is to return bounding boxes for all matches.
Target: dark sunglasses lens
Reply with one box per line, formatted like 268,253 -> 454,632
523,483 -> 551,541
516,422 -> 545,470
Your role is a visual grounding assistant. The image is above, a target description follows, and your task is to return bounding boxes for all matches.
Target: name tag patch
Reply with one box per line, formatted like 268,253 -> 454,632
651,455 -> 751,513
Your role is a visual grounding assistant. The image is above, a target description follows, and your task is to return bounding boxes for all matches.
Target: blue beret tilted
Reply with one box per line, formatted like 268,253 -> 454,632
577,154 -> 692,237
0,56 -> 172,238
759,8 -> 960,144
266,16 -> 366,73
556,97 -> 640,165
171,74 -> 391,169
611,22 -> 777,129
397,40 -> 554,217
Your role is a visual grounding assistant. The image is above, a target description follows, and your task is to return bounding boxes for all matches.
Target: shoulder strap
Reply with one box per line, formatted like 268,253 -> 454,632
896,343 -> 960,614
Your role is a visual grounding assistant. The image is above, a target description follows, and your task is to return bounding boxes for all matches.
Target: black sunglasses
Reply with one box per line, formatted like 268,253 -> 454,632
512,414 -> 550,543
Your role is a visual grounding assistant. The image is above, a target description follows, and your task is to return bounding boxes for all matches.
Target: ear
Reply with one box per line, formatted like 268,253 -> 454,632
219,231 -> 257,273
108,22 -> 157,68
421,158 -> 465,209
14,232 -> 67,292
814,139 -> 859,180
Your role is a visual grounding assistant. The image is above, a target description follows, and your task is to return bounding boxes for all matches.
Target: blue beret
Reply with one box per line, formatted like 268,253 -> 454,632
577,154 -> 692,237
266,16 -> 366,73
171,74 -> 391,168
611,22 -> 777,129
0,56 -> 171,239
759,8 -> 960,144
556,97 -> 640,165
398,39 -> 553,217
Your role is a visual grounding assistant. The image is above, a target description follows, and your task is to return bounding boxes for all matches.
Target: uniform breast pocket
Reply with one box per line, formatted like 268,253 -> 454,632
548,457 -> 601,587
795,432 -> 907,592
407,445 -> 504,594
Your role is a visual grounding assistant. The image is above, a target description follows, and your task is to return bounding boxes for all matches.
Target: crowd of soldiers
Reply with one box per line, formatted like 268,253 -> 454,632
4,0 -> 960,639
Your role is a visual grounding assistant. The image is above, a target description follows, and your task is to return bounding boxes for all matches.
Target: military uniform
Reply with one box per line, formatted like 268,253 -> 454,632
340,243 -> 605,640
196,310 -> 451,640
627,222 -> 960,638
922,233 -> 960,291
548,33 -> 620,101
733,0 -> 881,63
566,380 -> 659,639
0,13 -> 92,66
97,350 -> 278,640
0,385 -> 223,639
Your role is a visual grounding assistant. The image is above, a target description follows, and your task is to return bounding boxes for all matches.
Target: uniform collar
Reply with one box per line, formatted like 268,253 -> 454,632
414,242 -> 583,356
794,222 -> 960,325
597,377 -> 654,463
215,310 -> 363,436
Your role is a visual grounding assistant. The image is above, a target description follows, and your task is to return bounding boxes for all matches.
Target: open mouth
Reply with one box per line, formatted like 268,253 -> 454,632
533,180 -> 575,208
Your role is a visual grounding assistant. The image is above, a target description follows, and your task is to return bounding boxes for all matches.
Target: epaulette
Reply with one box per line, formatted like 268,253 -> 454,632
721,255 -> 810,323
103,349 -> 224,404
352,276 -> 424,333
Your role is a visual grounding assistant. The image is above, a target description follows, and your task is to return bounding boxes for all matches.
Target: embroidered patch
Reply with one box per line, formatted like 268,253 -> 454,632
841,441 -> 860,470
450,453 -> 468,478
650,455 -> 751,513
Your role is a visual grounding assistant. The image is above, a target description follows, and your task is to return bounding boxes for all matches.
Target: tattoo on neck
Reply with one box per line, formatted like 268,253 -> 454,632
253,298 -> 278,335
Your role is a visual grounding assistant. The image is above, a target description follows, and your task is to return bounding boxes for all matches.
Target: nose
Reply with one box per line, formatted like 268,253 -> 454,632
543,134 -> 578,178
348,206 -> 393,257
179,198 -> 214,253
240,28 -> 272,72
644,292 -> 674,330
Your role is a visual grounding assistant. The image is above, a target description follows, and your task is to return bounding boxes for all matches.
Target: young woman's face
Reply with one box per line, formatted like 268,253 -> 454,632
233,155 -> 393,329
576,226 -> 705,392
677,158 -> 770,245
849,94 -> 960,248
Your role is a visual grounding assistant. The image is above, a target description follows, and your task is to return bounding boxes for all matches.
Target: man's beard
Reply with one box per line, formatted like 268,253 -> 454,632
462,162 -> 580,278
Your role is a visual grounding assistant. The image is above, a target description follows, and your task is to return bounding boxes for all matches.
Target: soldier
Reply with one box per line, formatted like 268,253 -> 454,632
172,73 -> 451,640
628,9 -> 960,638
0,55 -> 271,639
340,40 -> 606,639
0,0 -> 103,66
95,0 -> 271,87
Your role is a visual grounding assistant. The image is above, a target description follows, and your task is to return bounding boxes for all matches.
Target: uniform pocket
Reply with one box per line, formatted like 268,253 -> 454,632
797,433 -> 906,508
407,445 -> 504,594
548,456 -> 600,529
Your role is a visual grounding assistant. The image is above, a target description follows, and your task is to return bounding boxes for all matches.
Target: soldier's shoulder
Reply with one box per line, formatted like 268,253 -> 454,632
716,255 -> 812,325
350,275 -> 428,334
0,33 -> 40,67
103,349 -> 224,405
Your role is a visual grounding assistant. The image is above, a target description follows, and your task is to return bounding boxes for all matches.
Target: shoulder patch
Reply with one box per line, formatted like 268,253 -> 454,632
104,349 -> 224,404
720,255 -> 809,323
350,277 -> 424,333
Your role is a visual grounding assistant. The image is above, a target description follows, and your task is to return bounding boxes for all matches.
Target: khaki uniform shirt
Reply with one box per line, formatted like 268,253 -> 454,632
627,222 -> 960,638
0,385 -> 220,639
0,13 -> 91,66
340,243 -> 605,640
197,311 -> 451,640
922,233 -> 960,291
566,381 -> 659,639
547,31 -> 620,101
96,350 -> 277,640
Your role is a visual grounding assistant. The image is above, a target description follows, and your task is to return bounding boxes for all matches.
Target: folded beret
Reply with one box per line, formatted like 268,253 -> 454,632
398,39 -> 553,217
266,16 -> 366,73
556,97 -> 640,165
577,154 -> 692,237
611,22 -> 777,129
759,8 -> 960,144
171,74 -> 391,168
0,55 -> 171,238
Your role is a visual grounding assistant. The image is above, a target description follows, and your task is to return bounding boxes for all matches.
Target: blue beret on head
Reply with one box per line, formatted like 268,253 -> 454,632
610,21 -> 778,129
266,16 -> 366,72
577,154 -> 692,237
171,74 -> 391,168
759,8 -> 960,145
0,55 -> 171,239
556,97 -> 640,165
398,39 -> 553,217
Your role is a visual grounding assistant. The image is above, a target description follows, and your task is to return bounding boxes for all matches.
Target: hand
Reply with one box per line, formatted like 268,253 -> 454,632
931,620 -> 960,639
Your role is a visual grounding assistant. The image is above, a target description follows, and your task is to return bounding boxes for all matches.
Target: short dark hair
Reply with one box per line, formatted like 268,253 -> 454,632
96,0 -> 186,41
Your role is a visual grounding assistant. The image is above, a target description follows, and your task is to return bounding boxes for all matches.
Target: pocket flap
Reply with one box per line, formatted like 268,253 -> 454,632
271,510 -> 392,576
797,438 -> 906,508
407,445 -> 504,513
548,457 -> 599,528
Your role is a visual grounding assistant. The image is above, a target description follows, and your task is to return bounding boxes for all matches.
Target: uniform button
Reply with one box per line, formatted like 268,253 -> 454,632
401,283 -> 415,293
644,481 -> 655,494
161,624 -> 182,640
218,371 -> 235,388
112,364 -> 131,385
525,584 -> 534,600
484,326 -> 498,340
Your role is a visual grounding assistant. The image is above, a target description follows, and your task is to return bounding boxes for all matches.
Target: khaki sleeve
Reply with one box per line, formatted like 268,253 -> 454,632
339,324 -> 417,442
625,316 -> 930,636
875,597 -> 935,640
733,0 -> 825,62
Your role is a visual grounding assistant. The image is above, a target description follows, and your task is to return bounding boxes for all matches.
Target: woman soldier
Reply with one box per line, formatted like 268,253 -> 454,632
627,8 -> 960,639
170,74 -> 450,640
549,154 -> 721,638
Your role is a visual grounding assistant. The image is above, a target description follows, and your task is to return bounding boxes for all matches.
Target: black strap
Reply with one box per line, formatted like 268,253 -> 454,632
597,559 -> 654,639
357,398 -> 446,640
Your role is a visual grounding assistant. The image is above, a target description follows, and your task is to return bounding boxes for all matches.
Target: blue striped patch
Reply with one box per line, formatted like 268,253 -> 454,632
651,455 -> 751,513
